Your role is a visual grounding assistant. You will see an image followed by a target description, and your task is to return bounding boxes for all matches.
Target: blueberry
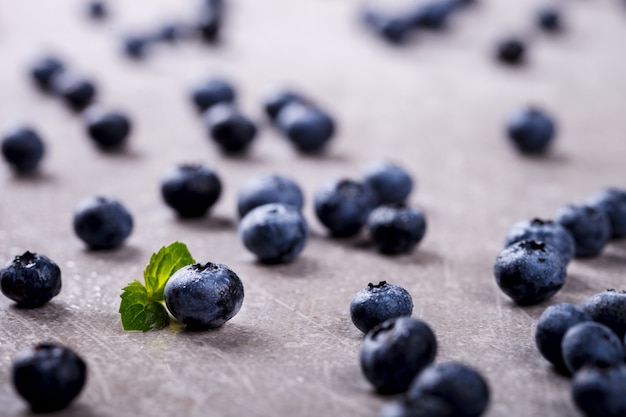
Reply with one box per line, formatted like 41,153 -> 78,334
164,262 -> 244,329
123,35 -> 152,60
84,109 -> 131,149
536,7 -> 561,32
264,89 -> 304,121
572,363 -> 626,417
239,203 -> 308,264
408,1 -> 456,30
73,196 -> 133,250
160,163 -> 222,218
360,316 -> 437,394
495,36 -> 526,65
1,126 -> 45,173
504,218 -> 575,263
555,203 -> 611,257
588,188 -> 626,238
276,102 -> 335,153
237,173 -> 304,218
203,103 -> 257,154
197,0 -> 224,43
561,322 -> 624,375
361,8 -> 413,44
52,73 -> 97,112
155,24 -> 184,43
493,240 -> 566,306
191,78 -> 236,113
534,303 -> 592,372
350,281 -> 413,334
12,343 -> 87,413
581,290 -> 626,340
314,178 -> 378,238
367,205 -> 427,255
86,0 -> 107,20
362,161 -> 414,205
506,107 -> 556,154
407,362 -> 490,417
0,251 -> 61,308
379,396 -> 453,417
30,56 -> 65,92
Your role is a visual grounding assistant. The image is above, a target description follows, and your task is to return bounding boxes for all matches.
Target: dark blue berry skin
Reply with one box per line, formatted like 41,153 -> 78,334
572,364 -> 626,417
84,110 -> 131,149
536,8 -> 561,32
379,396 -> 452,417
264,89 -> 304,122
73,196 -> 133,250
164,262 -> 244,329
237,174 -> 304,218
581,290 -> 626,340
493,240 -> 566,306
276,102 -> 335,153
12,343 -> 87,413
86,0 -> 107,20
239,203 -> 309,264
588,188 -> 626,238
367,205 -> 427,255
363,161 -> 414,205
1,126 -> 45,173
123,35 -> 152,60
52,73 -> 97,112
504,218 -> 575,264
561,322 -> 624,375
506,107 -> 556,154
161,163 -> 222,218
30,56 -> 65,92
495,37 -> 526,65
408,1 -> 456,30
0,252 -> 61,308
204,104 -> 257,154
197,0 -> 223,43
350,281 -> 413,334
555,203 -> 611,257
361,8 -> 413,44
361,316 -> 437,394
407,362 -> 490,417
314,179 -> 378,238
534,303 -> 592,372
191,78 -> 236,113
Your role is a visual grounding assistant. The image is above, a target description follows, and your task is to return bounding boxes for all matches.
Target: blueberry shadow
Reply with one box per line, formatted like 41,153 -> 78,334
175,322 -> 271,350
9,301 -> 74,323
8,169 -> 57,184
84,244 -> 143,263
19,401 -> 109,417
173,214 -> 236,231
95,145 -> 142,160
252,255 -> 320,279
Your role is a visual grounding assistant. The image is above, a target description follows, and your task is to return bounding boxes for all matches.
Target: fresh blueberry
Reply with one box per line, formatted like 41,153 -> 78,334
361,316 -> 437,394
197,0 -> 224,43
203,103 -> 257,154
588,188 -> 626,238
52,73 -> 97,112
12,343 -> 87,413
534,303 -> 592,372
191,78 -> 236,113
84,109 -> 131,149
86,0 -> 107,20
361,8 -> 413,44
378,396 -> 453,417
73,196 -> 133,250
276,102 -> 335,153
161,163 -> 222,218
314,178 -> 378,238
239,203 -> 309,264
555,203 -> 611,257
164,262 -> 244,329
367,205 -> 427,255
237,173 -> 304,218
1,126 -> 45,173
350,281 -> 413,334
0,251 -> 61,308
581,290 -> 626,340
407,362 -> 490,417
561,321 -> 624,375
264,89 -> 304,122
506,107 -> 556,154
408,1 -> 456,30
362,161 -> 414,205
30,56 -> 65,92
504,218 -> 575,263
572,363 -> 626,417
536,7 -> 561,32
493,240 -> 566,306
495,36 -> 526,65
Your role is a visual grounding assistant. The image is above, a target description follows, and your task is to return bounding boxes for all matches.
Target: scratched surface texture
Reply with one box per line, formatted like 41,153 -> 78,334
0,0 -> 625,416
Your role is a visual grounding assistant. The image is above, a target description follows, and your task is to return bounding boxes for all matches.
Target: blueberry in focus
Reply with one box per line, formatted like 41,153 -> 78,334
495,36 -> 526,65
587,188 -> 626,238
314,178 -> 377,238
164,262 -> 244,329
237,173 -> 304,218
367,205 -> 427,255
73,196 -> 133,250
276,101 -> 335,153
536,7 -> 561,32
161,163 -> 222,218
264,89 -> 304,122
534,302 -> 592,372
581,290 -> 626,340
561,321 -> 623,375
239,203 -> 309,264
504,218 -> 575,263
52,73 -> 97,112
360,316 -> 437,394
506,107 -> 556,154
555,203 -> 611,257
361,8 -> 413,44
362,161 -> 414,205
12,343 -> 87,413
84,109 -> 131,149
1,126 -> 45,173
572,363 -> 626,417
30,56 -> 65,92
203,103 -> 257,154
350,281 -> 413,334
407,362 -> 490,417
191,78 -> 236,113
0,251 -> 61,308
493,240 -> 566,306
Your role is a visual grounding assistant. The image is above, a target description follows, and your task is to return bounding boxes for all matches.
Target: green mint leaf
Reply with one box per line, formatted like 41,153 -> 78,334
144,241 -> 195,301
119,281 -> 170,331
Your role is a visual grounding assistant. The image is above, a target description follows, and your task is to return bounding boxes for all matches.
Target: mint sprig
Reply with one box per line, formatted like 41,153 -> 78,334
119,241 -> 195,331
